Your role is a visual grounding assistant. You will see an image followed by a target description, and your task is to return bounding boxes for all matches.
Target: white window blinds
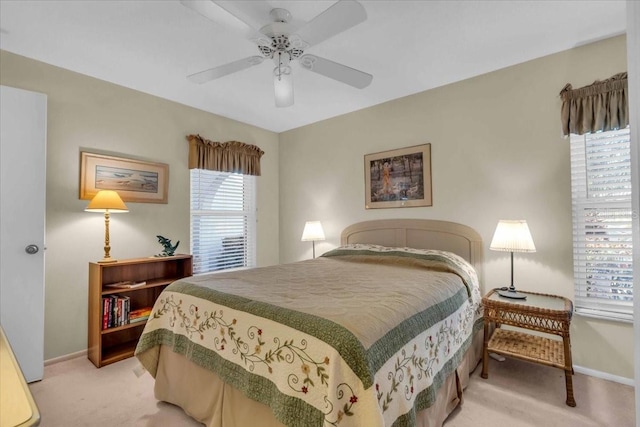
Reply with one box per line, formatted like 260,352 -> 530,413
570,127 -> 633,322
190,169 -> 256,275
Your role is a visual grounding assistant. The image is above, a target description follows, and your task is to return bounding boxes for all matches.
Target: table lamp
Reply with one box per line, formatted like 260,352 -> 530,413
85,190 -> 129,263
301,221 -> 325,259
490,219 -> 536,299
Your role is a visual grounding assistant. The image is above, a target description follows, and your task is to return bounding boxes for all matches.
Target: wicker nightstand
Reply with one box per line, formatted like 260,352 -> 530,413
481,288 -> 576,407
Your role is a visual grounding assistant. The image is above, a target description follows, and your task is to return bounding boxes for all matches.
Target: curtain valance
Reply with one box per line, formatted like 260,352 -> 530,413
187,134 -> 264,176
559,72 -> 628,136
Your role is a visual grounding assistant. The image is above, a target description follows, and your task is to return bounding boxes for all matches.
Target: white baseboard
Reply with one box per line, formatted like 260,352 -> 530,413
573,364 -> 634,387
44,349 -> 87,366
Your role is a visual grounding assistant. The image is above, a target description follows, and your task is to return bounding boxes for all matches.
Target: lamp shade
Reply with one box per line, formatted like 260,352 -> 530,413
489,220 -> 536,253
85,190 -> 129,212
301,221 -> 325,242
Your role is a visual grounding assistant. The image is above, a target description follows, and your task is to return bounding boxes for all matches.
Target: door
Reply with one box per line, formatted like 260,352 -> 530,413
0,85 -> 46,382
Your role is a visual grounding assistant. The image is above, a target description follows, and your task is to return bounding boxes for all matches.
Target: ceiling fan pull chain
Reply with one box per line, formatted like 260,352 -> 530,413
277,52 -> 282,82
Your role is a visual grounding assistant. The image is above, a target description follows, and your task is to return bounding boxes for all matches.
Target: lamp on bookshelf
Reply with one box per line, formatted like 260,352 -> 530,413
85,190 -> 129,263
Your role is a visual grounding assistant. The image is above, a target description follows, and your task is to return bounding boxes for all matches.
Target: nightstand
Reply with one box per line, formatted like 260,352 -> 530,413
481,288 -> 576,407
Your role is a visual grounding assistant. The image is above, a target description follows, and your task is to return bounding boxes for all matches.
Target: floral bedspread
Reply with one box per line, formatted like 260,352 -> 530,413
135,245 -> 482,427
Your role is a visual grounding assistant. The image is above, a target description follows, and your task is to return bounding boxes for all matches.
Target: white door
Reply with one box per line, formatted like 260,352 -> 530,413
0,85 -> 46,382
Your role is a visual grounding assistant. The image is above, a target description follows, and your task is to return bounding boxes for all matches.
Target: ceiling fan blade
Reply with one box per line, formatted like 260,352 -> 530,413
295,0 -> 367,47
181,0 -> 265,39
180,0 -> 223,24
212,0 -> 273,32
299,55 -> 372,89
187,56 -> 264,84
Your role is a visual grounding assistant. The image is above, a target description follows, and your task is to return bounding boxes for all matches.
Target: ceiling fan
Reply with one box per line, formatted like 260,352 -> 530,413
180,0 -> 373,107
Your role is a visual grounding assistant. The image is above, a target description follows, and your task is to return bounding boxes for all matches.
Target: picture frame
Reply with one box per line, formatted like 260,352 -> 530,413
80,152 -> 169,204
364,143 -> 432,209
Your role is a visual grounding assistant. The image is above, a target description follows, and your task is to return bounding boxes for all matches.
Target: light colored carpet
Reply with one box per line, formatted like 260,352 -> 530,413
29,356 -> 201,427
29,355 -> 634,426
445,359 -> 635,427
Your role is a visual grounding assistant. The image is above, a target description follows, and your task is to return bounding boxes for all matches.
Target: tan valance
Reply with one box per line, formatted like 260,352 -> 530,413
559,72 -> 628,136
187,134 -> 264,176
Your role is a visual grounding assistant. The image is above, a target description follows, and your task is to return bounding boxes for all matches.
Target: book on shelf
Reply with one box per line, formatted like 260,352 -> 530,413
104,280 -> 147,289
102,297 -> 109,330
129,307 -> 151,319
129,307 -> 152,323
101,295 -> 132,329
101,299 -> 154,330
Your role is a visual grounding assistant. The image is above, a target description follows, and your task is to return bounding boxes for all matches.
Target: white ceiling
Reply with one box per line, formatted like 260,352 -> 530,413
0,1 -> 627,133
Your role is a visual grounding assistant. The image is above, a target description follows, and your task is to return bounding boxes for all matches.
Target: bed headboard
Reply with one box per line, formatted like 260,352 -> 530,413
341,219 -> 484,281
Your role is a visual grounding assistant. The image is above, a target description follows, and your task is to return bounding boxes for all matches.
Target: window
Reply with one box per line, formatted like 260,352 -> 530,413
190,169 -> 256,275
570,127 -> 633,322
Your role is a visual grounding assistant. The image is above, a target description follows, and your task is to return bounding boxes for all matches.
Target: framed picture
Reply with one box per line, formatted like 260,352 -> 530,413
80,152 -> 169,204
364,143 -> 432,209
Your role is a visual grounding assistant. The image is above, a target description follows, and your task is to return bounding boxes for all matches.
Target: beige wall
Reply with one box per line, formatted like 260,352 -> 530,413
0,35 -> 634,379
279,36 -> 633,379
0,50 -> 280,360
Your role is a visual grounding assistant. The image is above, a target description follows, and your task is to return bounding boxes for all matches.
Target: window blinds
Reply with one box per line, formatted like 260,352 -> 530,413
570,128 -> 633,322
190,169 -> 256,275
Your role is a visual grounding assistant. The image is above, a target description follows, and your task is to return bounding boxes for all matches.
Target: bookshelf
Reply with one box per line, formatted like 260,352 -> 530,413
87,254 -> 192,367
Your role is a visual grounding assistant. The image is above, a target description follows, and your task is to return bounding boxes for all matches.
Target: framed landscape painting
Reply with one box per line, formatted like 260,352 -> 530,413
80,152 -> 169,204
364,143 -> 432,209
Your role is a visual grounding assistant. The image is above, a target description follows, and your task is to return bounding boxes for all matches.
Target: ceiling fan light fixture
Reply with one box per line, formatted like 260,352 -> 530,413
274,68 -> 293,108
274,52 -> 294,107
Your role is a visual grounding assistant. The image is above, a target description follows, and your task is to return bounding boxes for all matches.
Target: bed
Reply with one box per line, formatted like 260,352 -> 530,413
135,219 -> 484,427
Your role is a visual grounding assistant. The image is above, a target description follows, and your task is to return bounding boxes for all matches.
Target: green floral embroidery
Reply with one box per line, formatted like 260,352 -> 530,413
376,302 -> 475,412
152,294 -> 354,425
323,383 -> 358,426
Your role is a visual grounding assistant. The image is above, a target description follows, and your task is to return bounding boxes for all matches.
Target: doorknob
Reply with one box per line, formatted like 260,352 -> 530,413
25,244 -> 39,255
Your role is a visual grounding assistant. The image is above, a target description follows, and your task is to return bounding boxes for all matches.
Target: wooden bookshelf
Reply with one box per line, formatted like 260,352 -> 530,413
87,254 -> 192,368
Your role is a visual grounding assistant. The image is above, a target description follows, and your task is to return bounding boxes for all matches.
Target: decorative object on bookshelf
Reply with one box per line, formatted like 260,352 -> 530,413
155,235 -> 180,257
88,255 -> 192,367
85,190 -> 129,263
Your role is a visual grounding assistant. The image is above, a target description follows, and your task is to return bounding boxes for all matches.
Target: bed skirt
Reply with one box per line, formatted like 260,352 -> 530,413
148,329 -> 483,427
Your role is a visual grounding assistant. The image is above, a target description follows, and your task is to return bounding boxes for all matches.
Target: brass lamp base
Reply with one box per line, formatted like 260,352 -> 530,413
98,258 -> 118,264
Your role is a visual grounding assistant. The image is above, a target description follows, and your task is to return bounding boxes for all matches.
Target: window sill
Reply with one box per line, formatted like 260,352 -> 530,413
575,308 -> 633,323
